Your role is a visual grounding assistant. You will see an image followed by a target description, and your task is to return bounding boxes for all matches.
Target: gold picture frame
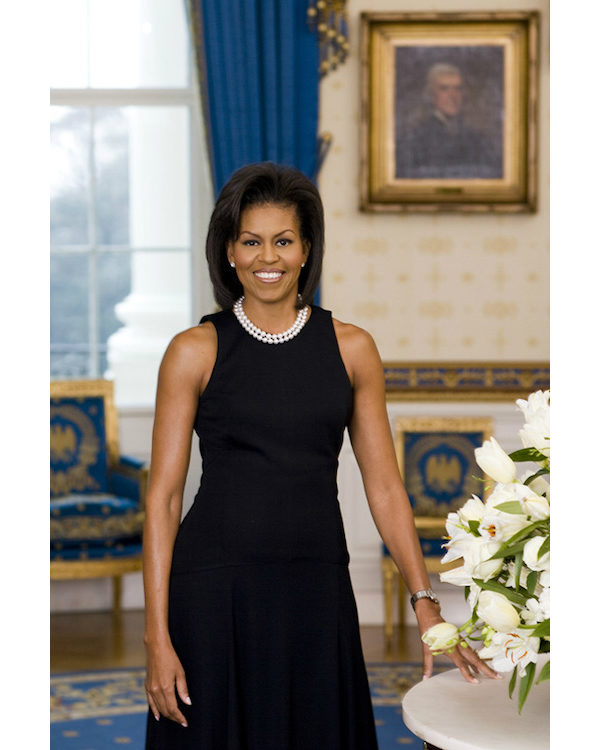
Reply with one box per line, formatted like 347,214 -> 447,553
360,11 -> 540,212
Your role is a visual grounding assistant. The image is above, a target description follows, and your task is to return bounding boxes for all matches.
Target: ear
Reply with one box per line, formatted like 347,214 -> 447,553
302,239 -> 311,259
226,241 -> 235,265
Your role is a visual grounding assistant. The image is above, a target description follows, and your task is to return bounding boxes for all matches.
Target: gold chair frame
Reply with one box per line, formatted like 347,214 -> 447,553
50,379 -> 149,613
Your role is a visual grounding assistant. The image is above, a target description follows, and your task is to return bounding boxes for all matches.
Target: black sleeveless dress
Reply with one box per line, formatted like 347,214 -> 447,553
145,305 -> 379,750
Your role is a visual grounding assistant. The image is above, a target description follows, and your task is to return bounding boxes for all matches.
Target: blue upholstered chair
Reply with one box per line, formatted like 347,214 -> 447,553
382,416 -> 493,647
50,379 -> 149,613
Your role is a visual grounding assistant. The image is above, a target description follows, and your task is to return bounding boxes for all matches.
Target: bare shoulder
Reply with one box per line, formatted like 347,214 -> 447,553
332,317 -> 382,386
159,321 -> 217,394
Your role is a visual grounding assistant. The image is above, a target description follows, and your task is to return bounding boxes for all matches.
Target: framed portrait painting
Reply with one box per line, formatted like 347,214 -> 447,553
360,12 -> 540,212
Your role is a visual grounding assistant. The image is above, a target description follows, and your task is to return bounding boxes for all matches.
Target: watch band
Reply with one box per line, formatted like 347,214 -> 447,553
410,588 -> 440,610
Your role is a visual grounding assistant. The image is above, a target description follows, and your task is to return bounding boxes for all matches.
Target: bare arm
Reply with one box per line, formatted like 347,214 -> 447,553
336,320 -> 499,683
142,322 -> 216,725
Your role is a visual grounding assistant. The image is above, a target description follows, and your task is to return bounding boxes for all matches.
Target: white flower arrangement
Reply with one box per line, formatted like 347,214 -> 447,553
422,390 -> 550,713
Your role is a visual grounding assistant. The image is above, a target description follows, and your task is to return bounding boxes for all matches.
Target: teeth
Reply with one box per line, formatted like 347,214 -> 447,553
255,272 -> 283,279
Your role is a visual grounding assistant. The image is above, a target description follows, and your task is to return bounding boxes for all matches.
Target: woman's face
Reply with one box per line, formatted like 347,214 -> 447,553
227,202 -> 310,305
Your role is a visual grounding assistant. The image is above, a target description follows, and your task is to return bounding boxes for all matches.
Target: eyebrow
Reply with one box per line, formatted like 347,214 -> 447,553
240,229 -> 296,238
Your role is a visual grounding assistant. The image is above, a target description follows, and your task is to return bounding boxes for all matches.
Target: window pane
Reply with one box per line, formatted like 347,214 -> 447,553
49,0 -> 89,88
51,107 -> 90,246
95,109 -> 130,245
97,252 -> 132,343
95,106 -> 190,248
51,254 -> 90,346
89,0 -> 189,88
51,349 -> 91,379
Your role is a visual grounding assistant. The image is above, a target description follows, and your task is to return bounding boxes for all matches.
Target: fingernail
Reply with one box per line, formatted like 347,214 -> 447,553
472,678 -> 480,684
422,674 -> 430,681
154,714 -> 159,721
495,673 -> 504,679
181,722 -> 188,728
184,696 -> 192,705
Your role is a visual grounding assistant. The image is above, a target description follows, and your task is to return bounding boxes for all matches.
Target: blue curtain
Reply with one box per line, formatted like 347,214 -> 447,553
189,0 -> 321,196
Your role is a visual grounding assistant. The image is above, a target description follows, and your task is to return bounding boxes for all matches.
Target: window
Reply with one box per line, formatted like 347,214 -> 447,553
50,0 -> 213,404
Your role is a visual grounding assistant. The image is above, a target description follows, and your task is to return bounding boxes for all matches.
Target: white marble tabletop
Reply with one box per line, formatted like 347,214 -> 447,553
402,655 -> 550,750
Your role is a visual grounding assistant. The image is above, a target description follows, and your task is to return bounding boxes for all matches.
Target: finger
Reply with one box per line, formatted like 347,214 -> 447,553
422,644 -> 434,680
463,648 -> 503,680
162,688 -> 188,727
447,648 -> 480,684
146,692 -> 161,721
175,671 -> 192,706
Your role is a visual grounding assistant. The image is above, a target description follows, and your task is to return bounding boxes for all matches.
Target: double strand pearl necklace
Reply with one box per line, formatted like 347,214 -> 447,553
233,296 -> 309,344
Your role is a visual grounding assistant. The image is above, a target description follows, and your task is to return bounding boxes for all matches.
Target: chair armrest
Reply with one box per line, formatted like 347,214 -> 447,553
108,455 -> 150,510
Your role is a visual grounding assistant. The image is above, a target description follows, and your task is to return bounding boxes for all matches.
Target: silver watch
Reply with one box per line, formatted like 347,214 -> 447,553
410,588 -> 440,610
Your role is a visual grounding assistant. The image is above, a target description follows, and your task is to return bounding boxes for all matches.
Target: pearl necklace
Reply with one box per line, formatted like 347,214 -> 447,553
233,296 -> 310,344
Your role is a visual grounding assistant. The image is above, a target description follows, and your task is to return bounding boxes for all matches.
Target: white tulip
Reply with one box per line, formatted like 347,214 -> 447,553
477,590 -> 521,631
441,538 -> 503,582
421,622 -> 460,652
520,470 -> 550,499
486,482 -> 549,520
478,629 -> 540,676
523,536 -> 550,571
475,436 -> 517,484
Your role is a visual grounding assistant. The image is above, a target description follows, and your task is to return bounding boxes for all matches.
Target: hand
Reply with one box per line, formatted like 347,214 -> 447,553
414,599 -> 502,684
144,639 -> 192,726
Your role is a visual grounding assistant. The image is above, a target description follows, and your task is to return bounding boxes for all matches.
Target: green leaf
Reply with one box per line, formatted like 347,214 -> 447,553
539,640 -> 550,653
526,570 -> 539,595
504,520 -> 548,548
493,501 -> 526,515
518,662 -> 537,714
536,661 -> 550,684
531,619 -> 550,638
523,468 -> 550,486
489,539 -> 528,559
537,536 -> 550,559
472,578 -> 529,607
464,586 -> 470,601
508,666 -> 518,698
468,520 -> 481,536
509,447 -> 548,463
513,551 -> 523,593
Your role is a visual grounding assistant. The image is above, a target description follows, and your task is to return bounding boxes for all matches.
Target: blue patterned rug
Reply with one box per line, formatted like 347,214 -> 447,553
50,663 -> 446,748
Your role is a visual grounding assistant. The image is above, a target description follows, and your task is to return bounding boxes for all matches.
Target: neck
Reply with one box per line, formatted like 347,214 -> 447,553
240,291 -> 306,334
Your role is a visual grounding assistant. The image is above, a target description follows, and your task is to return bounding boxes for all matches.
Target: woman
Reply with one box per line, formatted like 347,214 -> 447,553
143,162 -> 499,749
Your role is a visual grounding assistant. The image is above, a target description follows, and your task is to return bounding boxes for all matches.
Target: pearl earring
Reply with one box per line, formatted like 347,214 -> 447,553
230,261 -> 235,267
301,262 -> 305,268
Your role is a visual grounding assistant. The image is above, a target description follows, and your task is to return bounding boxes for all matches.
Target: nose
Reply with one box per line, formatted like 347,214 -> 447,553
258,242 -> 280,263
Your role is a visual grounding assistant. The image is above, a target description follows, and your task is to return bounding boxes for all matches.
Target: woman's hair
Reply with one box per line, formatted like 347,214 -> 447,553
205,162 -> 324,310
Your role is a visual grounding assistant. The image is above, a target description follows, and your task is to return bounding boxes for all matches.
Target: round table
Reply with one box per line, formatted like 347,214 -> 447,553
402,656 -> 549,750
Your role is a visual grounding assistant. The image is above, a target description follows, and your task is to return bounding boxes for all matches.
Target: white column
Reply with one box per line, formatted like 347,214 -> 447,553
105,0 -> 193,406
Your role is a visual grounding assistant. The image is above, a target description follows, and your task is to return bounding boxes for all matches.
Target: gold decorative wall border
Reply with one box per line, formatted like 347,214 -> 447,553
383,361 -> 549,401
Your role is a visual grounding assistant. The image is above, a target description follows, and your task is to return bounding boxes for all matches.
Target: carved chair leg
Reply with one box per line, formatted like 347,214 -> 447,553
112,575 -> 122,615
382,561 -> 395,650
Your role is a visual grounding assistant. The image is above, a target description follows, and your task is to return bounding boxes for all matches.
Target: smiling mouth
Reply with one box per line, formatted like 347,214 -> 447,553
254,271 -> 284,282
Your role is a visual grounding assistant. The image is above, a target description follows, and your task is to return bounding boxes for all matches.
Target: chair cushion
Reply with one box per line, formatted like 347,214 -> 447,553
50,396 -> 109,498
50,538 -> 143,561
50,493 -> 144,544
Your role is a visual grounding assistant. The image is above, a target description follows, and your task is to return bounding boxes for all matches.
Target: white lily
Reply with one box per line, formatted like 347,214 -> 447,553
478,629 -> 541,676
516,390 -> 550,458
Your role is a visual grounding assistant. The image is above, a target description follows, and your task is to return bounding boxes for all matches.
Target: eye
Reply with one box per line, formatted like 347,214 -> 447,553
242,239 -> 259,246
277,238 -> 293,246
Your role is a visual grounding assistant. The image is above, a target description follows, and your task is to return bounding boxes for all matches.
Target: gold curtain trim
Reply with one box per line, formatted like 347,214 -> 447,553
307,1 -> 349,76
